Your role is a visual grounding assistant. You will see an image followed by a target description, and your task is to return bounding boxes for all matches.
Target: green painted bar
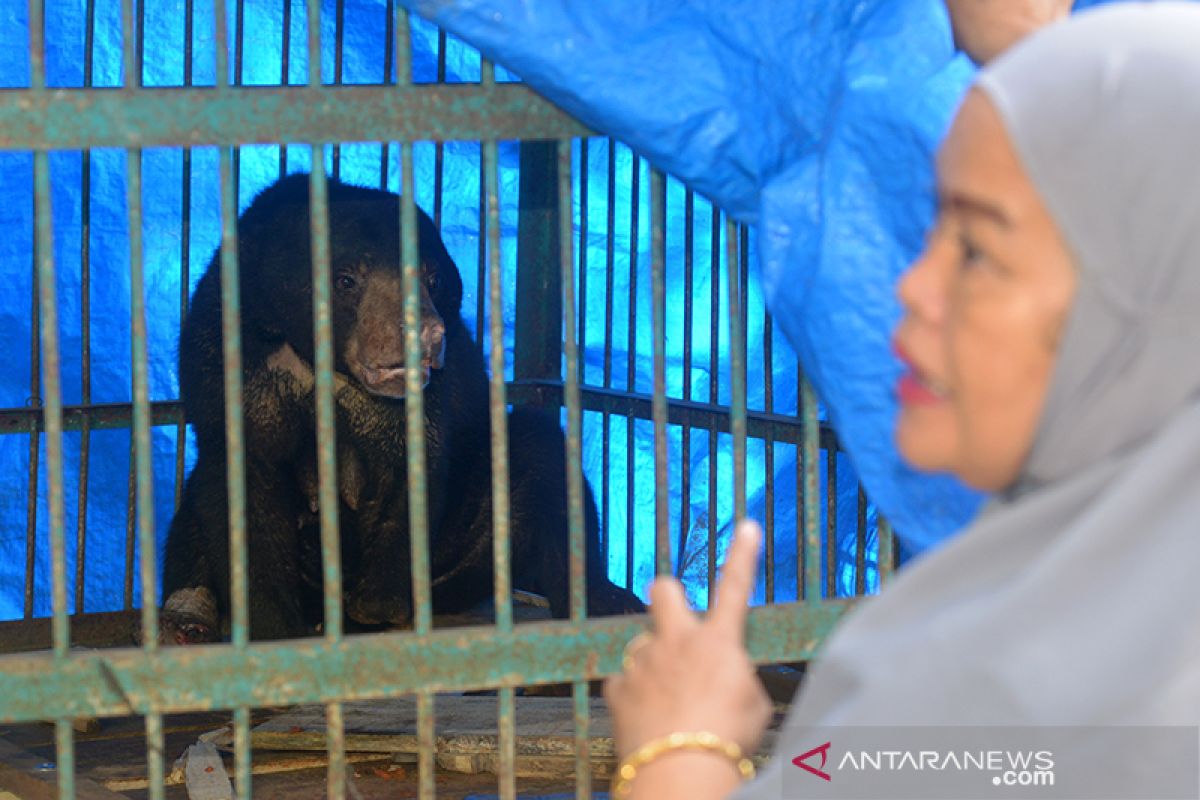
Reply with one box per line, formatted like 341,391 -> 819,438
76,0 -> 96,609
325,701 -> 346,800
558,140 -> 587,626
145,711 -> 165,800
128,143 -> 165,800
416,690 -> 434,800
0,85 -> 589,150
484,137 -> 513,635
726,220 -> 747,522
128,146 -> 157,653
878,518 -> 896,581
650,171 -> 670,577
0,603 -> 853,724
0,388 -> 847,451
233,705 -> 251,800
216,147 -> 249,648
400,142 -> 432,636
34,118 -> 75,798
801,379 -> 822,602
483,134 -> 516,800
55,718 -> 75,800
559,140 -> 592,800
219,134 -> 254,800
308,161 -> 344,643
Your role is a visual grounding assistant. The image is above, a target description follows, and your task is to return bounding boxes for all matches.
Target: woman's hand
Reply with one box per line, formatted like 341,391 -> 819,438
604,520 -> 773,760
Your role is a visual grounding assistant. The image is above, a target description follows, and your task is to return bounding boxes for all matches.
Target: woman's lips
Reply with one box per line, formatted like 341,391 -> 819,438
893,339 -> 949,406
897,372 -> 947,406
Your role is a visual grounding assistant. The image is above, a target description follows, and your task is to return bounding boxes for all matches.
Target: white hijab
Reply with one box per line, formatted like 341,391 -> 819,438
738,2 -> 1200,793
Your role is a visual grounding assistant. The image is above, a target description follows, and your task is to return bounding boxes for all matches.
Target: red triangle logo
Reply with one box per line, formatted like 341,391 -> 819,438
792,741 -> 832,782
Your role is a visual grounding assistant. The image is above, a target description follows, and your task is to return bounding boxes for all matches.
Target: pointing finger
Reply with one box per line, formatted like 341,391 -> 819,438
710,519 -> 762,637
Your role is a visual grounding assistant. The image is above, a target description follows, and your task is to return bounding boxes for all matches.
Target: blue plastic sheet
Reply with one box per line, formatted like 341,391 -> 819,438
401,0 -> 987,550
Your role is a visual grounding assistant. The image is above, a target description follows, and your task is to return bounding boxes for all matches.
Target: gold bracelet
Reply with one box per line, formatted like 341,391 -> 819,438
610,731 -> 756,799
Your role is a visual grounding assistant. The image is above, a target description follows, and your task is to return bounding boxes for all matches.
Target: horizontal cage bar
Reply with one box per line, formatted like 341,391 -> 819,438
0,85 -> 590,150
0,602 -> 853,724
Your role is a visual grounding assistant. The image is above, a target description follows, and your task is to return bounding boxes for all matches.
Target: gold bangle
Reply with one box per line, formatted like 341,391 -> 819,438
610,731 -> 756,799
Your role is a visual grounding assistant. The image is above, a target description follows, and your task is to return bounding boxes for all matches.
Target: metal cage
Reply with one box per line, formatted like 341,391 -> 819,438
0,0 -> 895,797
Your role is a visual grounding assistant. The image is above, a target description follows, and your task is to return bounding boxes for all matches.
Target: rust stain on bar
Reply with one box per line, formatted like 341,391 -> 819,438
0,85 -> 591,150
0,604 -> 854,724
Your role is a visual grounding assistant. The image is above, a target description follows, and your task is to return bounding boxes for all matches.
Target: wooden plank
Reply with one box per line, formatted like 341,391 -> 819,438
249,696 -> 779,780
0,736 -> 131,799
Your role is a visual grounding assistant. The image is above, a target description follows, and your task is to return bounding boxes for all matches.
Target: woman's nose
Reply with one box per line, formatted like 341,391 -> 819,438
897,237 -> 949,326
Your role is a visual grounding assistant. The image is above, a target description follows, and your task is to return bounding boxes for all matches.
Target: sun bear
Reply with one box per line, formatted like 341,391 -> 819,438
162,173 -> 642,641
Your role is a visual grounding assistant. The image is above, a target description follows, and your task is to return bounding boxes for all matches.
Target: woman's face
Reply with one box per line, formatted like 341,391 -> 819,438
893,90 -> 1077,492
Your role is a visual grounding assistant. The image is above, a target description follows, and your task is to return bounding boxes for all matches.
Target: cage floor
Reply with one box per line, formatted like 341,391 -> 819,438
0,686 -> 796,799
0,700 -> 602,799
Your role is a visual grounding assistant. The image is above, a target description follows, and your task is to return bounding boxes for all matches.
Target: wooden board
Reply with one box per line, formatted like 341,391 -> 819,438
247,695 -> 780,780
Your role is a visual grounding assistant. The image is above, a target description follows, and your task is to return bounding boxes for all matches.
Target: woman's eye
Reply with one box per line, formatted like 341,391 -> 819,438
959,236 -> 984,269
335,274 -> 357,291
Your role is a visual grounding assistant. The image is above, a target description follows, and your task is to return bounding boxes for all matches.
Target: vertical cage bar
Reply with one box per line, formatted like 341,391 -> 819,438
577,139 -> 589,389
877,517 -> 896,581
379,0 -> 392,186
280,0 -> 292,176
331,0 -> 345,180
763,315 -> 775,603
825,449 -> 837,598
625,154 -> 639,589
726,220 -> 746,523
125,0 -> 161,785
307,1 -> 347,796
124,439 -> 135,609
855,489 -> 868,595
75,0 -> 98,611
400,140 -> 430,634
559,139 -> 591,798
475,142 -> 487,345
124,0 -> 163,792
214,2 -> 253,794
129,144 -> 166,799
230,0 -> 244,191
482,135 -> 516,800
650,172 -> 669,575
432,29 -> 447,228
601,139 -> 616,560
396,15 -> 434,798
801,378 -> 821,601
675,190 -> 694,579
25,0 -> 44,623
33,58 -> 77,784
175,0 -> 195,510
232,706 -> 251,800
706,211 -> 719,604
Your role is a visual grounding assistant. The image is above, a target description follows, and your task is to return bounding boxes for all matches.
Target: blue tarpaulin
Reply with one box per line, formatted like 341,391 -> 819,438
0,0 -> 1126,622
400,0 -> 988,550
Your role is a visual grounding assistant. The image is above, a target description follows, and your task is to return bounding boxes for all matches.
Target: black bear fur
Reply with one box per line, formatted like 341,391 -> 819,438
163,173 -> 642,640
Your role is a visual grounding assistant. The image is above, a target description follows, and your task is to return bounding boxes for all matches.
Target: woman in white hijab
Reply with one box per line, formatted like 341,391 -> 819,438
604,4 -> 1200,798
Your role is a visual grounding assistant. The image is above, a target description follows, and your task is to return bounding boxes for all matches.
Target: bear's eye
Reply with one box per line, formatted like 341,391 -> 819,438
425,271 -> 440,293
334,274 -> 357,292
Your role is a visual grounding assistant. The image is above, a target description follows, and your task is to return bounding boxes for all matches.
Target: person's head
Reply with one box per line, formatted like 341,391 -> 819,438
892,90 -> 1075,492
894,3 -> 1200,494
943,0 -> 1072,64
